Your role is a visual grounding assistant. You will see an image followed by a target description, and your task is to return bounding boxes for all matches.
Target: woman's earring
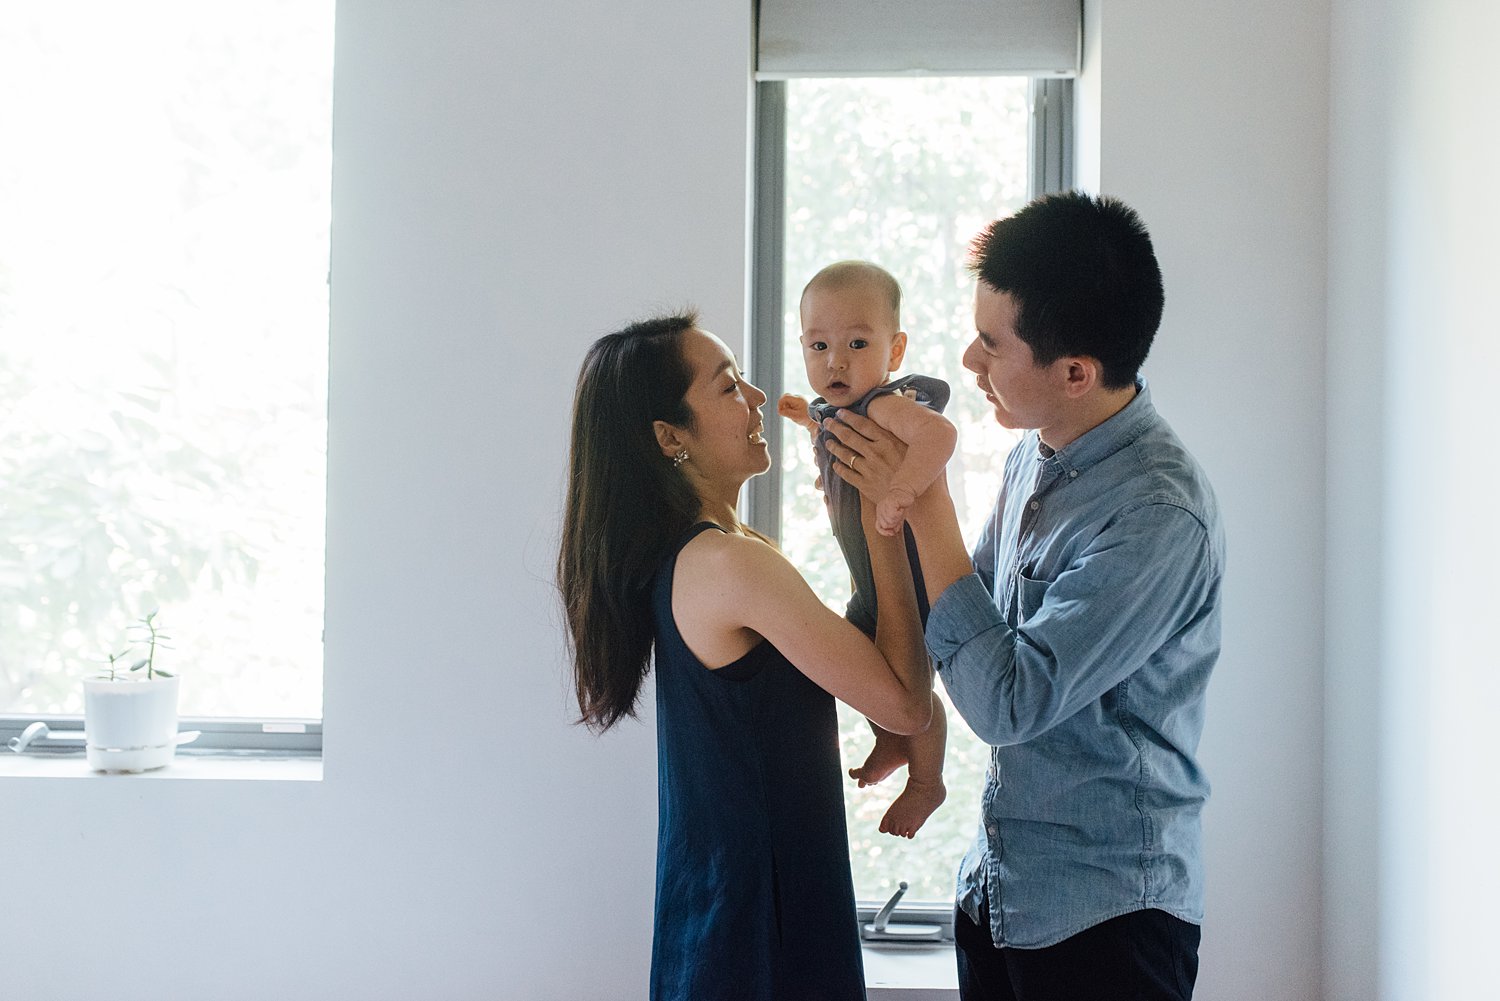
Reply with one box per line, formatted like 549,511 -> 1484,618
672,449 -> 689,468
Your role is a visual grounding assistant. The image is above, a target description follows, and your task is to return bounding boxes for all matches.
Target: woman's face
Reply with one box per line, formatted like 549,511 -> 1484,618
675,328 -> 770,483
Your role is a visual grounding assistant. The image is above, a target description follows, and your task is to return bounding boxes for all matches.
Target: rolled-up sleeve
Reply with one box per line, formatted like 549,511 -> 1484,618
925,572 -> 1006,664
926,572 -> 1019,743
926,502 -> 1217,747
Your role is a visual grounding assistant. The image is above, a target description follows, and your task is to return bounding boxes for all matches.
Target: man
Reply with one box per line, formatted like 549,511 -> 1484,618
826,191 -> 1224,1001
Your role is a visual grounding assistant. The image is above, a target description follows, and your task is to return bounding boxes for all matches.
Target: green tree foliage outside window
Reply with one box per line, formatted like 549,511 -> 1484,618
0,3 -> 331,719
780,78 -> 1028,901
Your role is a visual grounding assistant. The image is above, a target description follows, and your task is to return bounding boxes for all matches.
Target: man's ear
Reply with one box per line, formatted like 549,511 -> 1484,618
887,330 -> 909,372
1058,356 -> 1100,399
653,420 -> 686,459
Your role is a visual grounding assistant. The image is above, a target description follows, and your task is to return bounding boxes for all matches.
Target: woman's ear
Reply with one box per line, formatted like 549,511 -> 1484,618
653,420 -> 686,460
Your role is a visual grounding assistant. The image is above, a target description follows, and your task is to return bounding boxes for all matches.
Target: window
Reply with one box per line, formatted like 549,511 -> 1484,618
0,3 -> 331,752
748,76 -> 1072,908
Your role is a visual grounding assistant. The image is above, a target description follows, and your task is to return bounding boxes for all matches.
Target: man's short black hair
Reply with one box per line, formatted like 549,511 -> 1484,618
968,191 -> 1164,389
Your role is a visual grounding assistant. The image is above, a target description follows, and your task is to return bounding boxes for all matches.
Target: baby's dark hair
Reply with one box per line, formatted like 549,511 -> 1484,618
800,260 -> 902,325
968,192 -> 1164,389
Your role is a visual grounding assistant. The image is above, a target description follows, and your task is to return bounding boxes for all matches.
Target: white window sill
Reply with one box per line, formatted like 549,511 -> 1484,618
0,751 -> 321,782
864,942 -> 959,999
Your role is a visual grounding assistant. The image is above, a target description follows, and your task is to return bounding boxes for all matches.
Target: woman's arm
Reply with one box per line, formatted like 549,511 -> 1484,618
672,522 -> 932,734
861,494 -> 933,731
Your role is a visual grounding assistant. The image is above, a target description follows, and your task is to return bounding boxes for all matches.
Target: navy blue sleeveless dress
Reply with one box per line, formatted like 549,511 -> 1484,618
649,523 -> 866,1001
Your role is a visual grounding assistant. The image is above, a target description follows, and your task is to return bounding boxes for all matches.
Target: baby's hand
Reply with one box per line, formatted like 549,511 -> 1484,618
777,393 -> 815,430
876,484 -> 918,537
780,393 -> 828,493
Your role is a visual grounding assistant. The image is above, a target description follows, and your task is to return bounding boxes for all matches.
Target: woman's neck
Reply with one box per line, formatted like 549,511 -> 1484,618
684,469 -> 746,533
695,497 -> 741,534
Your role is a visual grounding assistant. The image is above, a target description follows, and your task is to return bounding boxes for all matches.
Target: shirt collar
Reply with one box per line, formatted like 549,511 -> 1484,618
1034,378 -> 1156,476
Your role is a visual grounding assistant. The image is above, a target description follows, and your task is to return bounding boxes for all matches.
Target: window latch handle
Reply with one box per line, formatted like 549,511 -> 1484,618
862,881 -> 944,943
7,721 -> 51,753
871,881 -> 908,933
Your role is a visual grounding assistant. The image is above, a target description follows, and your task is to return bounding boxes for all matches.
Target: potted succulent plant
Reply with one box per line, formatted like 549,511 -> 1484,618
83,609 -> 181,773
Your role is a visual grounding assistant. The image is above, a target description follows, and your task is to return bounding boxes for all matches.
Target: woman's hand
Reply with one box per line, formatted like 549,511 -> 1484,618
821,408 -> 907,501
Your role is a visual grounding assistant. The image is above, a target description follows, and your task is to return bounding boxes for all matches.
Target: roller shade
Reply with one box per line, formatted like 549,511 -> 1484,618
755,0 -> 1081,78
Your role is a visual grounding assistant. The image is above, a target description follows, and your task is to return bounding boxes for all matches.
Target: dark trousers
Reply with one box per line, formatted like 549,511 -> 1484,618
954,895 -> 1200,1001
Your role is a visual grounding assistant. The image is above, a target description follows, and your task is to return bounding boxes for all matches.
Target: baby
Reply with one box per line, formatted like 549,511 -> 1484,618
778,260 -> 953,838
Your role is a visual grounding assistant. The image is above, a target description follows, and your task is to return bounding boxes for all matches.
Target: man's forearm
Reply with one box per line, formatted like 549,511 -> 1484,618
905,478 -> 975,606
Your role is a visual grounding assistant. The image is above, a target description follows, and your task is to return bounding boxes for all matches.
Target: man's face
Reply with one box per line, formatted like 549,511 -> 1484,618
798,282 -> 906,409
962,283 -> 1064,432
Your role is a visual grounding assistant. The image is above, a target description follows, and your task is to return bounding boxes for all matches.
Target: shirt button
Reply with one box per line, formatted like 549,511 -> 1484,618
1069,470 -> 1078,478
1029,500 -> 1040,511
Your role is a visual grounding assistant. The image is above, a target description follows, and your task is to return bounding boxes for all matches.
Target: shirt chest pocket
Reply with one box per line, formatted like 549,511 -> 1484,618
1015,568 -> 1051,622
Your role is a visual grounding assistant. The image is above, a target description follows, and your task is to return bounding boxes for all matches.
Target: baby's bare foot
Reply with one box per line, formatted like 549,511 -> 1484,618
878,777 -> 947,839
848,738 -> 909,788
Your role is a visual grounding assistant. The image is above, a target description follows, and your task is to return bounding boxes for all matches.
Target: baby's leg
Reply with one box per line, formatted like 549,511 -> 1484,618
878,696 -> 948,839
849,720 -> 910,788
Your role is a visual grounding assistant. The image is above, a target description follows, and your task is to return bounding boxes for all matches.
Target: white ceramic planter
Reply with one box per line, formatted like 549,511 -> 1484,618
83,674 -> 181,773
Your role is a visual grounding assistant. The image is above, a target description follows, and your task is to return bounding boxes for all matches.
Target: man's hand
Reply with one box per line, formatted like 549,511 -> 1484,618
821,408 -> 907,502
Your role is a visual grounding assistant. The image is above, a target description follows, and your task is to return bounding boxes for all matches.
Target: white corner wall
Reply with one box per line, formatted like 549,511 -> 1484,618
1082,3 -> 1330,999
1327,1 -> 1500,999
0,1 -> 1369,998
1324,2 -> 1391,997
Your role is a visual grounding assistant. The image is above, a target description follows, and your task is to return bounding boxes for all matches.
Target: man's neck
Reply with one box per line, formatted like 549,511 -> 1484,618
1038,383 -> 1138,452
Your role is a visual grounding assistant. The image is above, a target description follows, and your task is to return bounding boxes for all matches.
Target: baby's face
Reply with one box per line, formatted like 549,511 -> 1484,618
798,283 -> 907,409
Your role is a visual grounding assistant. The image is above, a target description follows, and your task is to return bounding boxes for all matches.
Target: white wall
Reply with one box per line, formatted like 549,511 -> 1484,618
2,2 -> 751,999
1326,1 -> 1500,999
1082,4 -> 1330,999
13,0 -> 1479,998
1325,3 -> 1392,998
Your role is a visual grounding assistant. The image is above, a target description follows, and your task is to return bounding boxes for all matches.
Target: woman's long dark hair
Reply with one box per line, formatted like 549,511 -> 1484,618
558,312 -> 703,731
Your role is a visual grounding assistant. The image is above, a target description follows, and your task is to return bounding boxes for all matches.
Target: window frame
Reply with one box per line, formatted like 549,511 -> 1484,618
1,714 -> 321,757
747,77 -> 1073,535
744,76 -> 1074,929
0,5 -> 332,762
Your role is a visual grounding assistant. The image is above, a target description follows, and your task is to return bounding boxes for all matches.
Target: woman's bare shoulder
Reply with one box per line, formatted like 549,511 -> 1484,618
678,526 -> 789,578
675,528 -> 812,619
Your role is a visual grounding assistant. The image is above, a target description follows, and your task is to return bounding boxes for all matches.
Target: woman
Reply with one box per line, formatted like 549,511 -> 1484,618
558,312 -> 935,1001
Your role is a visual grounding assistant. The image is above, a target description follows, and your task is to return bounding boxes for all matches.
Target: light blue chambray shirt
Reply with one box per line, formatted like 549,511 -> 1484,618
926,381 -> 1225,949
